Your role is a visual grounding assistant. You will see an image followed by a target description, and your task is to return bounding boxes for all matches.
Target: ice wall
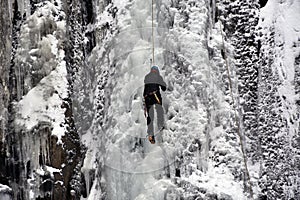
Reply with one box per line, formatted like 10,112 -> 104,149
1,0 -> 299,199
79,0 -> 248,199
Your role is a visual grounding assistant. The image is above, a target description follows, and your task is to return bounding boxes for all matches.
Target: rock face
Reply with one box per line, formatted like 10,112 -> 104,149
0,0 -> 299,200
0,1 -> 12,189
0,0 -> 88,199
218,0 -> 300,199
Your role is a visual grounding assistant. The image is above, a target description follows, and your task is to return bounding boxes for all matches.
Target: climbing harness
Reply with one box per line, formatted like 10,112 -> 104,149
143,90 -> 161,125
219,23 -> 254,199
143,90 -> 157,98
144,91 -> 161,105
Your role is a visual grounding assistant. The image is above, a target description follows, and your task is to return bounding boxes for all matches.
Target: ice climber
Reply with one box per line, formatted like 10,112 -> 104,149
143,66 -> 167,144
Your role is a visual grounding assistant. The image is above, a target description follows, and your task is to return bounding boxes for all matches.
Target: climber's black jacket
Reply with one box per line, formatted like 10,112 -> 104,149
143,70 -> 166,105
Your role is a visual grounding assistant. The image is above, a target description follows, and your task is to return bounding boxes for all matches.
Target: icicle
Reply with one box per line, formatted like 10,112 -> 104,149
212,0 -> 216,25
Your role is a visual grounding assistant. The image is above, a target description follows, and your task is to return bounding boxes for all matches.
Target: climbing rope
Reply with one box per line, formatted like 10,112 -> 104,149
151,0 -> 155,65
219,23 -> 254,199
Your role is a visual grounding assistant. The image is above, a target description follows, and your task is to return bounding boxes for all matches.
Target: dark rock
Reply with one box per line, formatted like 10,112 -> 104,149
175,168 -> 181,177
259,0 -> 268,8
204,193 -> 218,200
40,179 -> 53,193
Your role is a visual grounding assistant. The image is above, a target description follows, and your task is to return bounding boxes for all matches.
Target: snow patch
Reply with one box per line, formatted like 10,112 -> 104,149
15,56 -> 68,143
